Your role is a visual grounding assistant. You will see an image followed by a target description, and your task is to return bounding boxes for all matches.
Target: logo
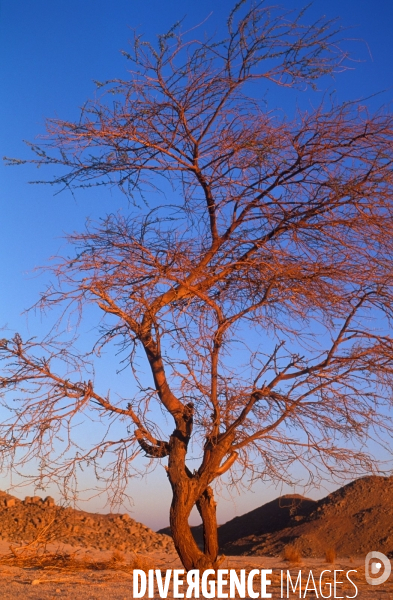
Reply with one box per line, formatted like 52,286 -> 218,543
365,551 -> 391,586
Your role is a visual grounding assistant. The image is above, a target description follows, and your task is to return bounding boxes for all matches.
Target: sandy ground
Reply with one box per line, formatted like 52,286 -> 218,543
0,540 -> 391,599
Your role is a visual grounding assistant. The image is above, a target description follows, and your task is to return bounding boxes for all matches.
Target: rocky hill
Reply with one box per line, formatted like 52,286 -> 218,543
2,475 -> 393,558
159,494 -> 315,550
0,490 -> 174,553
218,494 -> 316,548
159,476 -> 393,558
221,476 -> 393,557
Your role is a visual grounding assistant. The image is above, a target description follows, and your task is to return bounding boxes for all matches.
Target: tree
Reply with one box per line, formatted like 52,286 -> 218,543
2,1 -> 393,571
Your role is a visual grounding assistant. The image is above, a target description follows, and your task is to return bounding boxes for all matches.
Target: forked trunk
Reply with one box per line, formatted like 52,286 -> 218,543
169,479 -> 220,571
167,407 -> 220,571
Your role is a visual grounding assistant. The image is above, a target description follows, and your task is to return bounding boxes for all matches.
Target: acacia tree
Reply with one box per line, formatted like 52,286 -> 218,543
2,2 -> 393,570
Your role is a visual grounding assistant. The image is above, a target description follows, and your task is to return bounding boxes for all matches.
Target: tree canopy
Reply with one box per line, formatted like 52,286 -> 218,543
2,1 -> 393,569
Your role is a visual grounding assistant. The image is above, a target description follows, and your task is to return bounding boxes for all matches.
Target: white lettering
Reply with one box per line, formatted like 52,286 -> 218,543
247,569 -> 259,599
287,570 -> 302,597
230,569 -> 246,598
217,569 -> 229,598
173,570 -> 185,598
156,569 -> 172,598
319,570 -> 332,599
201,569 -> 216,598
345,570 -> 358,599
133,566 -> 359,599
334,570 -> 344,599
261,569 -> 272,599
186,570 -> 199,598
133,570 -> 147,598
148,569 -> 155,598
303,571 -> 318,598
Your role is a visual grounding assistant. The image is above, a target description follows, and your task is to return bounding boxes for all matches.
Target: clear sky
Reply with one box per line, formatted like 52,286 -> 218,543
1,0 -> 393,530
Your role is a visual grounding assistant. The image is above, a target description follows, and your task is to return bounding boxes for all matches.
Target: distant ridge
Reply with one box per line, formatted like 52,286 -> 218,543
159,476 -> 393,557
218,494 -> 316,548
222,476 -> 393,557
158,493 -> 316,551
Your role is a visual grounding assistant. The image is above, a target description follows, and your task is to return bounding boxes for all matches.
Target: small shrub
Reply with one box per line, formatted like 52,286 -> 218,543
282,545 -> 302,563
111,550 -> 126,563
130,552 -> 155,573
325,548 -> 336,564
0,550 -> 145,572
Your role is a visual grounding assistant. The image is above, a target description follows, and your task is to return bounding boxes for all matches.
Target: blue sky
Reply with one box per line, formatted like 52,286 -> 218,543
1,0 -> 393,530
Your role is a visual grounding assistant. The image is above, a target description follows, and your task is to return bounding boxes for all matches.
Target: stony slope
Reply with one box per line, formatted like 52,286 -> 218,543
0,490 -> 174,553
3,475 -> 393,558
222,476 -> 393,557
158,494 -> 316,550
218,494 -> 316,547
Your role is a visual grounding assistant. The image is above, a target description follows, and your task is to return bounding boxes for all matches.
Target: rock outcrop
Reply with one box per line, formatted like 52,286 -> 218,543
0,490 -> 174,553
221,476 -> 393,557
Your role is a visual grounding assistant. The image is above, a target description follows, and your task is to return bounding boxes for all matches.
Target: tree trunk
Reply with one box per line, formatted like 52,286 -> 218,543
169,480 -> 215,571
196,486 -> 219,563
169,481 -> 221,571
166,405 -> 221,571
167,409 -> 216,571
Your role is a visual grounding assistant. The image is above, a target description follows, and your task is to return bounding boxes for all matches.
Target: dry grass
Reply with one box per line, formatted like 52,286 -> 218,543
7,514 -> 64,558
324,547 -> 336,564
0,510 -> 158,575
111,550 -> 126,564
1,551 -> 123,571
0,548 -> 156,574
0,511 -> 158,574
129,551 -> 156,573
282,545 -> 302,564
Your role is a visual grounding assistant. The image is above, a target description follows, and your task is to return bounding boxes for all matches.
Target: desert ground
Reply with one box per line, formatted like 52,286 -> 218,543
0,542 -> 390,599
1,480 -> 393,598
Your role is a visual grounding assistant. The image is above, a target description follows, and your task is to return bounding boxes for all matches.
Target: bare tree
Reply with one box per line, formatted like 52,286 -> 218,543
2,2 -> 393,570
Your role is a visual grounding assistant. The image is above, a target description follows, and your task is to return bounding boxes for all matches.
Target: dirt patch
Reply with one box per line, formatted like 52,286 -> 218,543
0,550 -> 389,599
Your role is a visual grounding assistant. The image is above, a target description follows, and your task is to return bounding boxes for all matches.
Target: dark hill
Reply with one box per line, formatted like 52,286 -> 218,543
223,476 -> 393,557
158,494 -> 316,551
218,494 -> 316,548
159,476 -> 393,557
